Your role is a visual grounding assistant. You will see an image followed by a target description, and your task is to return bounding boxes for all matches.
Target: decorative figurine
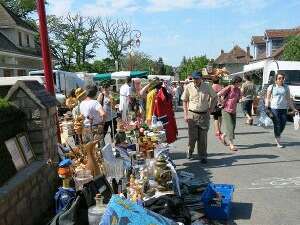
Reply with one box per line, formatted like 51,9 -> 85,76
154,155 -> 172,191
85,140 -> 101,177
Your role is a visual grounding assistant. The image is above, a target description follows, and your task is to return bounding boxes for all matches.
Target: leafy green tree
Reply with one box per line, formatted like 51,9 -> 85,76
165,65 -> 174,76
92,58 -> 115,73
282,35 -> 300,61
179,55 -> 209,80
0,0 -> 36,18
120,51 -> 155,71
48,14 -> 99,71
155,57 -> 166,75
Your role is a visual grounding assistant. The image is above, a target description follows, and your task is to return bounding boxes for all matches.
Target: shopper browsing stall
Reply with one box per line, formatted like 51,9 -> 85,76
181,71 -> 217,163
119,77 -> 132,121
80,84 -> 106,143
98,84 -> 117,142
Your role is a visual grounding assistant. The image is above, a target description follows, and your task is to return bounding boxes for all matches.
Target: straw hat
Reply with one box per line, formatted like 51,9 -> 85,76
75,88 -> 86,100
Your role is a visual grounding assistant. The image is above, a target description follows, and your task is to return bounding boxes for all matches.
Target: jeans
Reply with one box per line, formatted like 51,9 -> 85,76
271,109 -> 287,138
103,118 -> 117,139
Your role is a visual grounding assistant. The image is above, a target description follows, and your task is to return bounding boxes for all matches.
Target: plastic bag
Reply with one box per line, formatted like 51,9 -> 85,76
294,112 -> 300,130
257,112 -> 273,128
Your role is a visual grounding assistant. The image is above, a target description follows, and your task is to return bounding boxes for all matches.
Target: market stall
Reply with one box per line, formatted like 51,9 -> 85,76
50,76 -> 235,225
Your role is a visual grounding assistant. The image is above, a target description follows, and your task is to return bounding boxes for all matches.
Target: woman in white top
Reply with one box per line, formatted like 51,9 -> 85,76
80,84 -> 106,143
265,72 -> 298,148
119,77 -> 132,121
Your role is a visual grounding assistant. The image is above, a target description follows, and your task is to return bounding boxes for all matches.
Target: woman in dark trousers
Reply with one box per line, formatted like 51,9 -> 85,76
241,74 -> 256,125
98,84 -> 117,142
265,72 -> 298,148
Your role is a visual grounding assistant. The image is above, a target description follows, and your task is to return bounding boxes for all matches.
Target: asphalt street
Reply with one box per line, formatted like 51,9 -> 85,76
172,106 -> 300,225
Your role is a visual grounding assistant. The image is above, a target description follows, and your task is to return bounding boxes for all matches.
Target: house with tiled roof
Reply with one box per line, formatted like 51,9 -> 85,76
0,4 -> 44,77
214,45 -> 252,74
251,27 -> 300,60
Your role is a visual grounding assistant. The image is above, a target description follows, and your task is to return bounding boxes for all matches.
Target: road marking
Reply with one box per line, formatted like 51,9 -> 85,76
237,186 -> 300,191
251,177 -> 300,186
236,177 -> 300,191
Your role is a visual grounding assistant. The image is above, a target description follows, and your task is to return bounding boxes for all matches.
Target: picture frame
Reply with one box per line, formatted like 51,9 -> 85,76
16,133 -> 35,164
5,137 -> 27,171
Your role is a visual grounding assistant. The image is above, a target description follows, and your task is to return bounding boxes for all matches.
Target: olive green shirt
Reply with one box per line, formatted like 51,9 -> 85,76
181,82 -> 217,112
241,81 -> 256,100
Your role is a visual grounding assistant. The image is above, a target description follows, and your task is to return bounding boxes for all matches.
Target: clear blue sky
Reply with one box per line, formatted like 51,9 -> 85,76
47,0 -> 300,66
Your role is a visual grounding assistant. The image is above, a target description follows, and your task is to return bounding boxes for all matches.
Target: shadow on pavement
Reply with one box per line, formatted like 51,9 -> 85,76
205,154 -> 279,168
236,143 -> 275,149
235,131 -> 269,135
231,202 -> 253,220
177,136 -> 189,140
282,141 -> 300,147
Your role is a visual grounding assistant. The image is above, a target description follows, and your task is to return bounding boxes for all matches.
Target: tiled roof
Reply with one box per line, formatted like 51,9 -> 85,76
215,45 -> 252,65
251,36 -> 265,44
0,32 -> 42,58
265,28 -> 300,39
1,4 -> 37,31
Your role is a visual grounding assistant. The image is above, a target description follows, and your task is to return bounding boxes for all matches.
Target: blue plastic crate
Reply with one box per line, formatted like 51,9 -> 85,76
201,183 -> 234,220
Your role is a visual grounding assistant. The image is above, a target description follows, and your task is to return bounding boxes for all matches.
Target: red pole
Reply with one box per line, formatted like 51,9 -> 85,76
36,0 -> 61,143
36,0 -> 54,95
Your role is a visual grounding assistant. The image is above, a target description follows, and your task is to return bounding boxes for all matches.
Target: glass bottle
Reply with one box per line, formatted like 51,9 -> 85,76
88,194 -> 106,225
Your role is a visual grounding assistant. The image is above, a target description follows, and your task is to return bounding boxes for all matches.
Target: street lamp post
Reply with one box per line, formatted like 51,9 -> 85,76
129,30 -> 141,71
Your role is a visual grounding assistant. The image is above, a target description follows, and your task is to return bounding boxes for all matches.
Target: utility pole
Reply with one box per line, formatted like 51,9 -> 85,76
36,0 -> 61,143
36,0 -> 54,95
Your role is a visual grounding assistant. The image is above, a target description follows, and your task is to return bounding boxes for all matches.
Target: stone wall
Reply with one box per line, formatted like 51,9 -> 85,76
1,81 -> 59,225
9,89 -> 58,161
0,161 -> 58,225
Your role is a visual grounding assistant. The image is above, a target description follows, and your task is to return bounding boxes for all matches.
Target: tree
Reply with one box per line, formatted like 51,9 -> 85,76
178,55 -> 209,80
92,58 -> 115,73
0,0 -> 36,18
120,51 -> 155,71
155,57 -> 166,75
165,65 -> 174,76
97,18 -> 132,71
48,14 -> 99,71
282,35 -> 300,61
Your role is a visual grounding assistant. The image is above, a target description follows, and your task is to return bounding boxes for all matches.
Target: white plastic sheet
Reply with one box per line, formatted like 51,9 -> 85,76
294,112 -> 300,130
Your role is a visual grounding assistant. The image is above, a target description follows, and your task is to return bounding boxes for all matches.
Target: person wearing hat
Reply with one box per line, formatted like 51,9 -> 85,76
65,89 -> 77,110
181,71 -> 217,163
72,88 -> 86,119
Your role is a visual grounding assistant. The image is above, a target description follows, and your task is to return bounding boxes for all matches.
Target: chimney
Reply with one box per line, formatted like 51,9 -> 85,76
221,49 -> 224,54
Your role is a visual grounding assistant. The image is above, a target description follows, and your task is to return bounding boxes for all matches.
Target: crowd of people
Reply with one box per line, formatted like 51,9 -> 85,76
65,69 -> 298,164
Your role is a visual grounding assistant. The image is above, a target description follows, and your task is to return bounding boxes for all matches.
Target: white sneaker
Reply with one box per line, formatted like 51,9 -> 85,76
275,138 -> 283,148
277,144 -> 284,148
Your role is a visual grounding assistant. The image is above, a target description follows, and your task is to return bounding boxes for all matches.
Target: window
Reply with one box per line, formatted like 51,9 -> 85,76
17,70 -> 26,76
26,35 -> 30,47
4,69 -> 14,77
18,32 -> 22,47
